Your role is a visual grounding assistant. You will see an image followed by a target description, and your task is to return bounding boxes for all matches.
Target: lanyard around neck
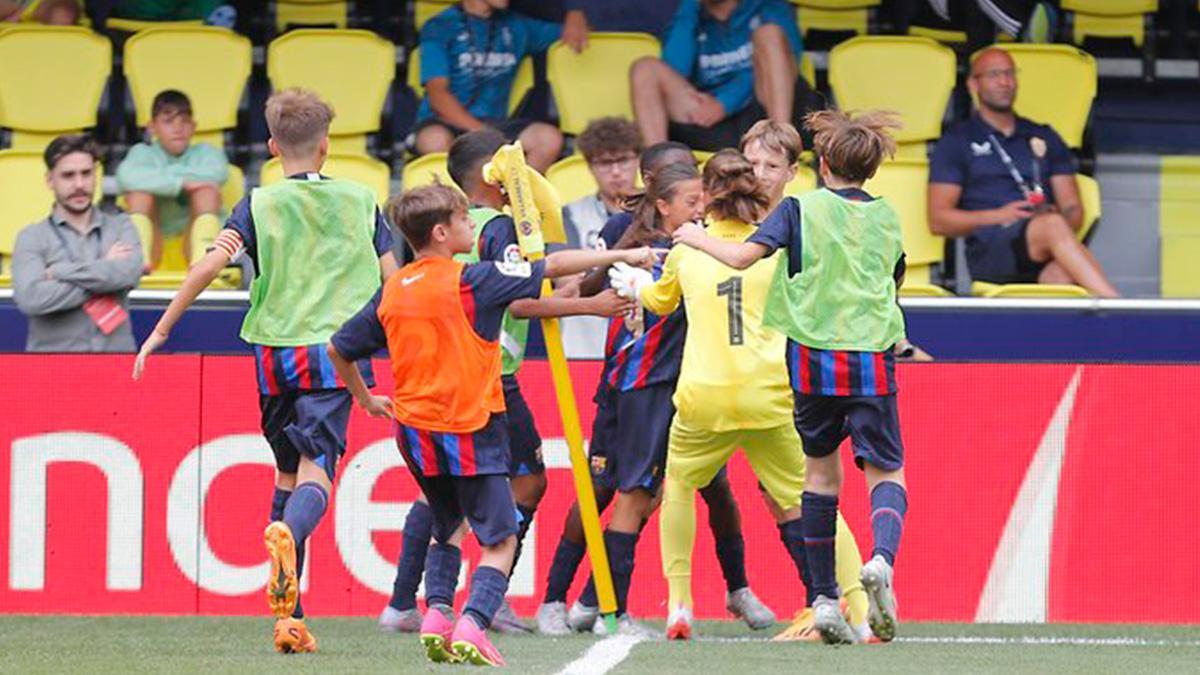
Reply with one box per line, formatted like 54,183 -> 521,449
987,133 -> 1042,199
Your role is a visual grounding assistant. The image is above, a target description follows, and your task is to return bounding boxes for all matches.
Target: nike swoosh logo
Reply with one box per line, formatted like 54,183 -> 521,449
401,273 -> 425,287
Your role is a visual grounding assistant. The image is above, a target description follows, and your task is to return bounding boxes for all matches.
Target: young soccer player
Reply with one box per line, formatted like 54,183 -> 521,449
537,143 -> 772,636
133,88 -> 400,653
739,121 -> 874,642
327,184 -> 659,666
117,89 -> 228,271
378,130 -> 635,635
610,150 -> 870,641
675,110 -> 908,645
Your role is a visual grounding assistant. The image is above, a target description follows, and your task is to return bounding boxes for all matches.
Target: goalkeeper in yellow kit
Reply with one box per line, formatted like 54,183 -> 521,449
610,150 -> 870,641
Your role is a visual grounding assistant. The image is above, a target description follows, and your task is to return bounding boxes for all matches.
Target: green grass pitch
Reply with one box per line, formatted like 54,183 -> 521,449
0,617 -> 1196,674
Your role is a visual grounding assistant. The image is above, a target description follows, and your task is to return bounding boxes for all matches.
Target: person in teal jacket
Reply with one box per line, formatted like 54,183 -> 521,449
631,0 -> 815,152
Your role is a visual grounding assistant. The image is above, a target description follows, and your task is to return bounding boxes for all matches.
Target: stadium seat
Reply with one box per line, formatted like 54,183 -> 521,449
0,25 -> 111,151
970,282 -> 1091,298
981,44 -> 1097,150
800,52 -> 817,89
267,29 -> 395,155
401,152 -> 453,191
414,0 -> 455,31
260,153 -> 391,205
862,158 -> 951,296
1061,0 -> 1157,47
407,46 -> 533,118
546,33 -> 660,136
546,154 -> 598,205
1076,173 -> 1101,242
828,36 -> 956,159
124,26 -> 252,150
791,0 -> 881,37
275,0 -> 348,32
1159,156 -> 1200,297
0,149 -> 103,280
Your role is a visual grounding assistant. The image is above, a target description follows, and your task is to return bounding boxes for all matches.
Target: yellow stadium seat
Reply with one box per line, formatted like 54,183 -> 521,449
414,0 -> 455,31
124,26 -> 251,150
546,154 -> 598,205
1159,156 -> 1200,297
106,18 -> 202,33
970,281 -> 1091,298
0,25 -> 111,150
800,52 -> 817,89
401,152 -> 454,192
1061,0 -> 1157,47
276,0 -> 348,31
1075,173 -> 1101,242
407,46 -> 533,118
792,0 -> 881,37
828,37 -> 956,159
547,33 -> 660,135
0,149 -> 104,269
260,153 -> 392,205
980,44 -> 1097,149
267,29 -> 395,155
862,158 -> 952,297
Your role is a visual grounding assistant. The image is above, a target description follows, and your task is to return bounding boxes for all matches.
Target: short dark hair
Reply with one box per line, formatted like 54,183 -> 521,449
44,134 -> 101,171
387,183 -> 469,250
151,89 -> 193,119
576,117 -> 642,163
447,129 -> 507,193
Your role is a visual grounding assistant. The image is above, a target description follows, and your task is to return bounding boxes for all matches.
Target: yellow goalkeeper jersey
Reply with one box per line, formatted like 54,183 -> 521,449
640,218 -> 792,432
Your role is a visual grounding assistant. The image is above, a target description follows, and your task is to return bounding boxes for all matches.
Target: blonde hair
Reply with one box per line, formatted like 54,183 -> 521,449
703,150 -> 772,224
805,109 -> 900,183
265,88 -> 335,157
740,120 -> 804,166
387,183 -> 468,250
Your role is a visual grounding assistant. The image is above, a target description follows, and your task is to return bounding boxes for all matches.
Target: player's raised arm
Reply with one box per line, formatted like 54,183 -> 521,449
543,245 -> 660,279
131,245 -> 231,380
672,221 -> 768,270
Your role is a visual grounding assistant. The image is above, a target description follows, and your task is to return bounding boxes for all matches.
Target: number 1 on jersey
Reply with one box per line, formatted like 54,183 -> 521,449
717,276 -> 744,346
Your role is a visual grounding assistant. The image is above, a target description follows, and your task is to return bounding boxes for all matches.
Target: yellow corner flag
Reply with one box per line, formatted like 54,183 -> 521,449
482,143 -> 619,630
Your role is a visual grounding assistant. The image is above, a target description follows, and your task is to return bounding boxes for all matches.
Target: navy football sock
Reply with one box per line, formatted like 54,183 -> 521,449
269,487 -> 291,523
578,577 -> 597,608
544,538 -> 587,604
424,543 -> 462,609
510,504 -> 538,578
870,481 -> 908,566
463,566 -> 510,630
282,482 -> 328,545
606,530 -> 639,616
801,491 -> 840,600
389,501 -> 433,611
714,535 -> 749,594
779,518 -> 814,605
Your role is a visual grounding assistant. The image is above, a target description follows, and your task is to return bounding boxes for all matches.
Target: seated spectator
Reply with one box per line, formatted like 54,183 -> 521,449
0,0 -> 80,24
413,0 -> 581,172
559,117 -> 642,356
564,117 -> 642,250
740,119 -> 802,209
630,0 -> 816,152
928,48 -> 1119,297
117,89 -> 227,272
891,1 -> 1055,52
110,0 -> 233,23
12,135 -> 143,352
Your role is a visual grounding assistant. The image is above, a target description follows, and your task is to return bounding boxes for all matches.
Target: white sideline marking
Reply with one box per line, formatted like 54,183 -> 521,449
556,635 -> 647,675
693,635 -> 1200,648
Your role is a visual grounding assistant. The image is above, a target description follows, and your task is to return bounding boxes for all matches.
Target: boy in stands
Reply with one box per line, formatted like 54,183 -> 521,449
328,184 -> 658,665
675,110 -> 910,644
133,88 -> 399,652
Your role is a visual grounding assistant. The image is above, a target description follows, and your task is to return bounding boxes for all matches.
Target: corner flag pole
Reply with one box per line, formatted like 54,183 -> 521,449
484,143 -> 619,632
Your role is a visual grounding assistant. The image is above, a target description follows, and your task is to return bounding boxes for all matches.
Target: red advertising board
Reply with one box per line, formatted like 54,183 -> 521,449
0,355 -> 1197,623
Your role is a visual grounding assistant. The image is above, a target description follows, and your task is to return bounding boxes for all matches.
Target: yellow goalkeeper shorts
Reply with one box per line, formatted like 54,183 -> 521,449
666,418 -> 805,511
